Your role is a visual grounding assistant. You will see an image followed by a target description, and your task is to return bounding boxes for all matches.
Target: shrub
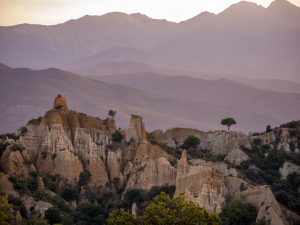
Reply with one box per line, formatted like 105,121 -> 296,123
61,187 -> 79,201
220,200 -> 257,225
78,170 -> 92,187
73,202 -> 105,225
107,193 -> 221,225
182,136 -> 200,149
45,207 -> 62,225
111,130 -> 124,143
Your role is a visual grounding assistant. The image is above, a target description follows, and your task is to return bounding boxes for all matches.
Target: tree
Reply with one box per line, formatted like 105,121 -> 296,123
73,202 -> 105,225
0,195 -> 13,225
220,200 -> 257,225
107,193 -> 221,225
45,207 -> 62,225
78,170 -> 91,188
266,125 -> 272,133
221,118 -> 236,131
108,110 -> 117,119
182,136 -> 201,149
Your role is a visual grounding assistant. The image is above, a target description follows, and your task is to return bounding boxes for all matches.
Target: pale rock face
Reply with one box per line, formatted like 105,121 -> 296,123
175,150 -> 226,213
0,173 -> 19,197
85,155 -> 108,186
35,124 -> 83,182
16,102 -> 116,184
158,128 -> 250,165
280,161 -> 300,179
21,195 -> 52,219
277,128 -> 291,152
125,142 -> 176,191
0,148 -> 32,177
254,132 -> 276,146
131,202 -> 138,216
107,150 -> 122,180
127,114 -> 147,145
225,148 -> 249,166
234,186 -> 287,225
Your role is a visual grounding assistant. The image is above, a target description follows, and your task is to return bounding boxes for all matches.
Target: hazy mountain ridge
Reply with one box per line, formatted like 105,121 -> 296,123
1,64 -> 299,134
0,0 -> 299,81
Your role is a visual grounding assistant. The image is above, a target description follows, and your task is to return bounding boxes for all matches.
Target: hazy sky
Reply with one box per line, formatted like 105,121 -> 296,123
0,0 -> 299,26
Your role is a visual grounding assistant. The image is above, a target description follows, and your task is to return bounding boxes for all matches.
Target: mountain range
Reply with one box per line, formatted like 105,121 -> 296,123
0,0 -> 300,81
1,63 -> 300,133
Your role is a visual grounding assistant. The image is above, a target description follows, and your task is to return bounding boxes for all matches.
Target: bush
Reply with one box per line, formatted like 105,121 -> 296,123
73,202 -> 105,225
220,200 -> 258,225
78,170 -> 92,187
107,193 -> 221,225
61,187 -> 79,201
182,136 -> 200,149
45,207 -> 62,225
111,130 -> 124,143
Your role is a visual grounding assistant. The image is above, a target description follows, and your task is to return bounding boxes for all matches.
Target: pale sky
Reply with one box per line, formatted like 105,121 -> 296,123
0,0 -> 299,26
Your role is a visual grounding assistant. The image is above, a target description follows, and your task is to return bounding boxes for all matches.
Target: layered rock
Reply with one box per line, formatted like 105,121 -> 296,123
125,116 -> 176,190
152,128 -> 251,165
175,150 -> 226,213
126,114 -> 147,145
280,161 -> 300,179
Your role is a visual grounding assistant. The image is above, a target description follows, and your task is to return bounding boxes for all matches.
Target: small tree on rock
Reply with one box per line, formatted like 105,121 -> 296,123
108,110 -> 117,119
221,117 -> 236,131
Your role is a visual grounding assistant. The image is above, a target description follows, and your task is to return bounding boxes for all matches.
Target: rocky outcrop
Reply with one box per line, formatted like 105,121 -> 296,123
234,186 -> 287,225
152,128 -> 251,165
0,173 -> 19,197
0,146 -> 34,178
175,150 -> 226,213
0,95 -> 295,224
21,195 -> 52,219
280,161 -> 300,179
126,115 -> 147,145
225,148 -> 249,166
125,140 -> 176,191
53,94 -> 68,110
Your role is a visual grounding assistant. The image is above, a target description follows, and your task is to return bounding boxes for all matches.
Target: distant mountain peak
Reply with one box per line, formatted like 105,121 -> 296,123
220,1 -> 265,15
268,0 -> 299,10
0,63 -> 11,71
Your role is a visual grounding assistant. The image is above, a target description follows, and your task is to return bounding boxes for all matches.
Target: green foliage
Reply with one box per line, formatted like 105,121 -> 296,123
111,130 -> 124,143
120,185 -> 176,211
23,219 -> 50,225
0,195 -> 13,225
266,125 -> 272,133
108,110 -> 117,119
61,187 -> 79,202
221,117 -> 237,130
45,207 -> 62,225
73,202 -> 105,225
9,173 -> 38,194
9,196 -> 27,217
108,193 -> 221,225
10,143 -> 25,152
280,120 -> 300,129
182,135 -> 201,149
20,126 -> 28,136
61,214 -> 75,225
238,142 -> 300,212
78,170 -> 92,187
34,191 -> 70,213
220,200 -> 258,225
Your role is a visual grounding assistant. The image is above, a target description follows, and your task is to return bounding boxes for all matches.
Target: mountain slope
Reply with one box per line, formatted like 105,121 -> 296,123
92,72 -> 300,121
0,65 -> 286,133
0,0 -> 299,81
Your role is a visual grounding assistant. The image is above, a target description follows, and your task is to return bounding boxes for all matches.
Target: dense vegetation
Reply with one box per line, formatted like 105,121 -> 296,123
220,200 -> 257,225
237,133 -> 300,213
107,193 -> 221,225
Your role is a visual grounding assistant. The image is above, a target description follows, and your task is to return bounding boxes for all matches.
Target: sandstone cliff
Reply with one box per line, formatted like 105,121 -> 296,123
0,95 -> 298,225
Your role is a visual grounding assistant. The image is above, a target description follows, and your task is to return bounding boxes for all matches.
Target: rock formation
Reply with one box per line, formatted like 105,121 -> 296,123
0,95 -> 296,225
